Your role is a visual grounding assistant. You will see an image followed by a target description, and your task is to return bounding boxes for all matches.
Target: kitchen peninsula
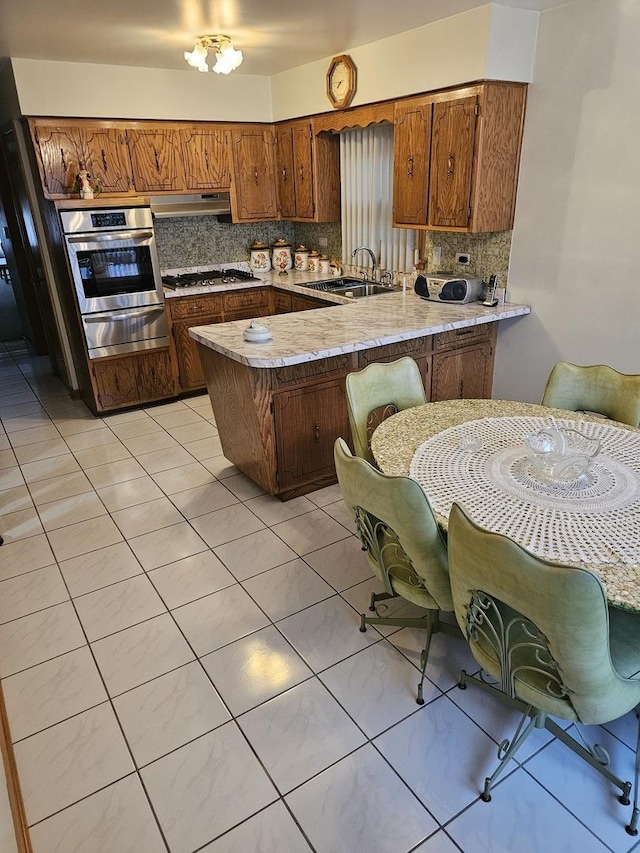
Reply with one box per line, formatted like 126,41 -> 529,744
189,283 -> 530,498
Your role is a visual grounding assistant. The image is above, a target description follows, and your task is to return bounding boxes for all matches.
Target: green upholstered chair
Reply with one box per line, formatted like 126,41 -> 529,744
334,437 -> 460,704
447,502 -> 640,834
345,357 -> 427,465
541,361 -> 640,427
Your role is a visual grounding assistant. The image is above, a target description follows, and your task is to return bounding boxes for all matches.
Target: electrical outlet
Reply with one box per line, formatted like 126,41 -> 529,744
318,237 -> 328,247
456,252 -> 471,265
432,246 -> 442,266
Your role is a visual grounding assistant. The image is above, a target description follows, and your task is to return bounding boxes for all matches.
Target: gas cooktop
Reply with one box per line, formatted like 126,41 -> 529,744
162,269 -> 261,289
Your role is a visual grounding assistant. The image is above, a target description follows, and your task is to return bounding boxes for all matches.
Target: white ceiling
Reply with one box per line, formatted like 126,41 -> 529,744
0,0 -> 568,76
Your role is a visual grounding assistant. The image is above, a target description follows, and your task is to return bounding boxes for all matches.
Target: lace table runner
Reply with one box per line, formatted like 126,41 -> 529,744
410,416 -> 640,608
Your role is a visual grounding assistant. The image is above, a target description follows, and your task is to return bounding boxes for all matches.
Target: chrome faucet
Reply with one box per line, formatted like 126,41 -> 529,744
351,246 -> 377,282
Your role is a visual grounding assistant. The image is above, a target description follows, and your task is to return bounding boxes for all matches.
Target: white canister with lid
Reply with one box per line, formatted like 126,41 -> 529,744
307,250 -> 320,273
249,241 -> 271,272
271,238 -> 293,272
318,255 -> 331,275
294,245 -> 310,271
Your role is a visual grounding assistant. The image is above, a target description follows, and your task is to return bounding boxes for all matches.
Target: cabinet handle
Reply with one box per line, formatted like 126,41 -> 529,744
281,166 -> 287,181
101,148 -> 107,172
60,148 -> 67,172
407,156 -> 413,177
459,379 -> 464,398
314,422 -> 320,443
447,153 -> 455,177
299,165 -> 304,182
153,147 -> 160,172
204,149 -> 209,169
253,167 -> 259,184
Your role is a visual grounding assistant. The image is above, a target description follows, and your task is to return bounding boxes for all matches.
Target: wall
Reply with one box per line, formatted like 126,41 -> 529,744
272,4 -> 537,120
8,5 -> 536,123
495,0 -> 640,403
9,59 -> 272,122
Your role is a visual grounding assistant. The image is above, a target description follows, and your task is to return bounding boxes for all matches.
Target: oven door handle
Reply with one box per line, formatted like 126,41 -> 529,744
84,307 -> 165,322
67,230 -> 154,244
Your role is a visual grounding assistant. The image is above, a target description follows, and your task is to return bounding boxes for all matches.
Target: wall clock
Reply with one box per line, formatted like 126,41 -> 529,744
326,55 -> 357,109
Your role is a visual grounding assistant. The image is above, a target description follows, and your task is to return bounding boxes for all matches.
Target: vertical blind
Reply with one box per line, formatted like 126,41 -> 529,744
339,124 -> 415,275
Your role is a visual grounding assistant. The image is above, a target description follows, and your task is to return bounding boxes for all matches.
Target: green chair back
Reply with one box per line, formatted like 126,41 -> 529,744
334,437 -> 452,611
447,503 -> 640,725
541,361 -> 640,427
345,357 -> 427,464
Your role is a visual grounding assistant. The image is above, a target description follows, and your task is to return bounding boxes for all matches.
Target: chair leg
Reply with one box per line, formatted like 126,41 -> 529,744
626,711 -> 640,836
416,612 -> 436,706
481,706 -> 541,802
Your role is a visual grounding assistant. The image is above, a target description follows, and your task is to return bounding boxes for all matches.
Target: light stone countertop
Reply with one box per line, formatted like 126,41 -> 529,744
188,285 -> 530,368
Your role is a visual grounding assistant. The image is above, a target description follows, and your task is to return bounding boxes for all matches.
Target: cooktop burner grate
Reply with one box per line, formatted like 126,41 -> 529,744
162,268 -> 261,288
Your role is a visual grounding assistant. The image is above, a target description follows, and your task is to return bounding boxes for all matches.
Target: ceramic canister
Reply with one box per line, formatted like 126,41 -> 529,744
271,238 -> 293,272
294,245 -> 310,271
249,241 -> 271,272
318,255 -> 331,275
307,250 -> 320,273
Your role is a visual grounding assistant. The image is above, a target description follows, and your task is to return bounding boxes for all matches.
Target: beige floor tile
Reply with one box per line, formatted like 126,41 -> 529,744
0,484 -> 33,517
183,435 -> 224,461
20,453 -> 80,484
7,424 -> 60,448
102,408 -> 149,425
37,491 -> 107,532
28,470 -> 93,506
166,421 -> 219,445
0,565 -> 69,625
168,481 -> 238,519
149,408 -> 205,429
13,438 -> 69,465
128,521 -> 208,570
0,601 -> 86,677
0,506 -> 43,542
141,723 -> 277,853
109,417 -> 163,440
0,447 -> 17,469
59,541 -> 143,597
111,496 -> 184,539
73,441 -> 132,470
47,515 -> 123,562
85,457 -> 147,490
148,550 -> 235,609
74,574 -> 167,641
0,534 -> 56,582
190,504 -> 266,549
271,508 -> 351,556
97,475 -> 164,512
14,702 -> 134,825
244,494 -> 316,526
92,613 -> 195,696
0,466 -> 24,490
113,661 -> 230,767
55,415 -> 106,437
121,431 -> 179,456
219,472 -> 265,500
63,426 -> 119,453
150,461 -> 216,495
136,445 -> 196,475
2,646 -> 107,741
213,529 -> 299,581
200,455 -> 238,479
2,411 -> 52,434
28,775 -> 166,853
242,558 -> 335,622
143,400 -> 189,416
304,536 -> 372,591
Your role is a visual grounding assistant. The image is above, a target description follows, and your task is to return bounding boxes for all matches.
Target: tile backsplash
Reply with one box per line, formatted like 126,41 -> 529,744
155,215 -> 511,286
155,217 -> 342,271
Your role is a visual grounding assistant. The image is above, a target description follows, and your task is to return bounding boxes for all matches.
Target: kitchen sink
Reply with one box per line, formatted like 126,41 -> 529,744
301,277 -> 396,298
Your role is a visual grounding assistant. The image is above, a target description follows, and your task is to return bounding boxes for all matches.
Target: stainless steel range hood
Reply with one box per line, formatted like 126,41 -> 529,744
149,192 -> 232,219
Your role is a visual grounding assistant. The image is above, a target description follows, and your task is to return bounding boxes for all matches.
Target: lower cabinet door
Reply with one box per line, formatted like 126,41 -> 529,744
136,349 -> 177,401
431,342 -> 493,401
273,379 -> 350,490
92,357 -> 139,410
172,316 -> 218,392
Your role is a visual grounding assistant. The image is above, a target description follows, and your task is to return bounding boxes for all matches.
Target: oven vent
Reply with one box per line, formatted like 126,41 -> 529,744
149,193 -> 232,219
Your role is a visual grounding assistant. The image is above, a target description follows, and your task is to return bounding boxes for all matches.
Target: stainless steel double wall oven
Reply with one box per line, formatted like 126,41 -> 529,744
60,206 -> 168,358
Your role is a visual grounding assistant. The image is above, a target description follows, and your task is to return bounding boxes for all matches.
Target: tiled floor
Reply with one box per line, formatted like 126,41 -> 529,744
0,338 -> 639,853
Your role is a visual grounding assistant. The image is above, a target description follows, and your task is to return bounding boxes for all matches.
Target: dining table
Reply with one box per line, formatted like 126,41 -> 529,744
370,399 -> 640,613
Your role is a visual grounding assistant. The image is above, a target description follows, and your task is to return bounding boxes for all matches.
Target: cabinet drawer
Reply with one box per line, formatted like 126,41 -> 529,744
358,337 -> 431,368
433,323 -> 492,352
223,288 -> 269,313
168,296 -> 223,320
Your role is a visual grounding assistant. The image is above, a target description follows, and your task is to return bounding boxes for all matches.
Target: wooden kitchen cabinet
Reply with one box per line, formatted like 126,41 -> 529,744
228,126 -> 278,222
273,379 -> 350,491
91,348 -> 177,412
275,119 -> 340,222
431,324 -> 495,401
29,120 -> 134,198
272,290 -> 292,314
290,292 -> 330,311
180,126 -> 231,190
128,127 -> 186,193
392,82 -> 526,233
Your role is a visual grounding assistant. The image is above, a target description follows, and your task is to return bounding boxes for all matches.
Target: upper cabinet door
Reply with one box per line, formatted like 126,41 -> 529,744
31,125 -> 84,197
392,100 -> 432,226
291,122 -> 315,220
229,126 -> 278,222
275,126 -> 297,219
428,96 -> 477,229
180,127 -> 231,190
84,127 -> 134,194
128,128 -> 186,193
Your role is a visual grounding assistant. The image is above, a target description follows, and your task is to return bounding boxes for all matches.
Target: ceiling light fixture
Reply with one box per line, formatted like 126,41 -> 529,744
184,34 -> 243,74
